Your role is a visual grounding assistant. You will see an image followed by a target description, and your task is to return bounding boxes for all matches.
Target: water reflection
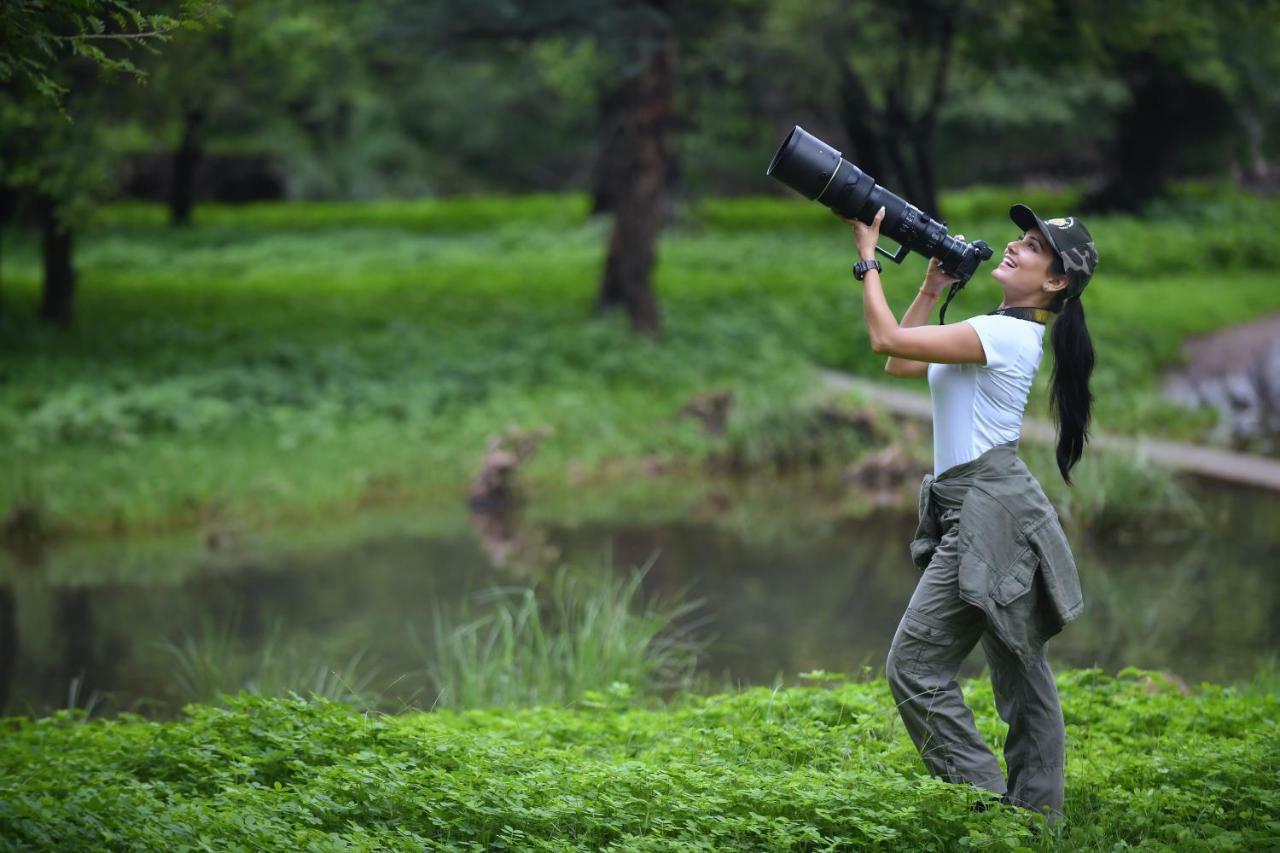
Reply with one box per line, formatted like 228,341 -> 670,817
0,586 -> 15,712
1,477 -> 1276,718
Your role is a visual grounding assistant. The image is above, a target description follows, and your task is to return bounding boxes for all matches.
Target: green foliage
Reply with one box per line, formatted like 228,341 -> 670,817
713,382 -> 893,473
0,2 -> 229,232
421,561 -> 709,711
96,192 -> 592,231
3,189 -> 1279,536
0,0 -> 226,109
154,605 -> 383,711
0,666 -> 1275,848
1020,442 -> 1205,541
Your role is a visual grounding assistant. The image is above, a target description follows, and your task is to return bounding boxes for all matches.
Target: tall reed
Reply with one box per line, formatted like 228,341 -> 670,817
419,556 -> 711,710
154,605 -> 382,711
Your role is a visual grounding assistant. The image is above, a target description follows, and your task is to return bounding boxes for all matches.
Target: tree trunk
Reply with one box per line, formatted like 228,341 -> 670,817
909,11 -> 954,222
881,93 -> 924,205
171,106 -> 206,227
908,136 -> 940,220
837,60 -> 891,186
591,81 -> 628,215
833,8 -> 953,222
596,27 -> 675,338
39,197 -> 75,326
837,63 -> 936,218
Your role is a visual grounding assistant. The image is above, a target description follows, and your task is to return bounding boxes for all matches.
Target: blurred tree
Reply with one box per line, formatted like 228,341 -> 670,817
1064,0 -> 1245,211
762,0 -> 1001,220
753,0 -> 1275,212
1217,1 -> 1280,189
360,30 -> 605,197
961,0 -> 1272,211
0,0 -> 223,111
404,0 -> 672,336
380,0 -> 754,337
124,0 -> 373,223
0,0 -> 226,323
2,62 -> 124,324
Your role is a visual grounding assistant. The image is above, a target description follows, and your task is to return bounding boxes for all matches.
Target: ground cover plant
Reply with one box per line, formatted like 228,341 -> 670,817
0,664 -> 1275,850
2,186 -> 1277,539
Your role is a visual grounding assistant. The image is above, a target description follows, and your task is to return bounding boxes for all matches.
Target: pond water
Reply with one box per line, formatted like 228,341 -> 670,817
1,474 -> 1276,718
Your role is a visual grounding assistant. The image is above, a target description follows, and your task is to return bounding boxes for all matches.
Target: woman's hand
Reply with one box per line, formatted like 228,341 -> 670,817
921,233 -> 965,296
834,206 -> 885,261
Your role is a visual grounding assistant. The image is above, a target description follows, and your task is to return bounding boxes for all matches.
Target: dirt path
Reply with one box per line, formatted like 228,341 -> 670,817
820,369 -> 1280,492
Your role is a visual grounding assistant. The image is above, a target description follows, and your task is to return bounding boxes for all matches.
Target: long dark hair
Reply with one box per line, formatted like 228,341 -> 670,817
1047,257 -> 1095,485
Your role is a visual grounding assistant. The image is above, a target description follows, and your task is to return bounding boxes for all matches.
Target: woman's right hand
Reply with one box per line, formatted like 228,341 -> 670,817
922,233 -> 965,296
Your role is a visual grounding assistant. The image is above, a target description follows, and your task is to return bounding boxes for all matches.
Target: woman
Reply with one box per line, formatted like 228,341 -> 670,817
841,203 -> 1098,826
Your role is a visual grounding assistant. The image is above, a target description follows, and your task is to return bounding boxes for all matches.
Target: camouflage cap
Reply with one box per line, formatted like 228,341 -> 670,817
1010,204 -> 1098,292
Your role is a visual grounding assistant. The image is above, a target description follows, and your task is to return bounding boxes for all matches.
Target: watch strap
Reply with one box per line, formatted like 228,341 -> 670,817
852,258 -> 882,280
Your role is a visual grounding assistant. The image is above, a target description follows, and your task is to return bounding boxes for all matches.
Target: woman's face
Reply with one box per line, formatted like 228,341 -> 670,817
990,226 -> 1065,300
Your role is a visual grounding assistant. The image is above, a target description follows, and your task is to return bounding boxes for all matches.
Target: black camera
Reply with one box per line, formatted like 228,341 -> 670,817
766,125 -> 992,323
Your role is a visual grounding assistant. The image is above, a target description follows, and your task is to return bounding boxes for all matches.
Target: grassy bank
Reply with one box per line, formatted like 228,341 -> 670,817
1,665 -> 1275,849
2,186 -> 1277,539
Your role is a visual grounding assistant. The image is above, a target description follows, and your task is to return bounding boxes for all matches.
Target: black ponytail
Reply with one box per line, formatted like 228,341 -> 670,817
1047,259 -> 1095,485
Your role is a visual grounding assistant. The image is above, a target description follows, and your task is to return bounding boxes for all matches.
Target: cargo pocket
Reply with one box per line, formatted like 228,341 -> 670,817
903,611 -> 955,645
899,610 -> 957,676
990,547 -> 1039,607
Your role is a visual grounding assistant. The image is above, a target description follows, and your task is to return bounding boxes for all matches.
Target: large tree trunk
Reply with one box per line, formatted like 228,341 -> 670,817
39,197 -> 75,326
171,106 -> 206,227
596,26 -> 675,338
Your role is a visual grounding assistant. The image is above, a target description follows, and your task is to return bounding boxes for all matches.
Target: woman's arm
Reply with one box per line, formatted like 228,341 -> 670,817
884,287 -> 940,378
847,208 -> 987,366
884,245 -> 977,376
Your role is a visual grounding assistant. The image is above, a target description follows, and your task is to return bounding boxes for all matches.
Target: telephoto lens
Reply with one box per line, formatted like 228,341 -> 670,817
766,125 -> 993,323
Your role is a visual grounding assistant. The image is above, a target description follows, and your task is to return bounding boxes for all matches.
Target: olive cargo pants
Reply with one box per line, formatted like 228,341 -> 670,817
885,491 -> 1067,826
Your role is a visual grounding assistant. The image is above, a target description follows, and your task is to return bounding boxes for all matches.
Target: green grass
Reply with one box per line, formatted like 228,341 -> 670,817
2,187 -> 1278,538
420,560 -> 710,712
154,604 -> 386,714
1,663 -> 1275,849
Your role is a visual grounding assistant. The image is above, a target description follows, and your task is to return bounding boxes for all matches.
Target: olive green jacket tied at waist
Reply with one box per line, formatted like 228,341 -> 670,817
911,439 -> 1085,672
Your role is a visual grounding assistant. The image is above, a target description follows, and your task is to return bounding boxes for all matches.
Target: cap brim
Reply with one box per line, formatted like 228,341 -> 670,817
1009,203 -> 1065,256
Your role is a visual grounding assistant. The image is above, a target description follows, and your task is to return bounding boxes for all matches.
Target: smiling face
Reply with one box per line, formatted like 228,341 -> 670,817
990,226 -> 1069,306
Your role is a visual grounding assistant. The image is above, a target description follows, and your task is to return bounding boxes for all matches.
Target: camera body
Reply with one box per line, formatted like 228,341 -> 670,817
766,125 -> 993,320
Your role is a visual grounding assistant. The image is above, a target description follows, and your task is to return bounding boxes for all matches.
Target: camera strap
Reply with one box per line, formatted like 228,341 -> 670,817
937,281 -> 965,325
986,305 -> 1057,325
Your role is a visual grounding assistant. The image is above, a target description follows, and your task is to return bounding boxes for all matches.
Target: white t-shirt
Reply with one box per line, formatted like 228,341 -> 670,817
926,314 -> 1045,476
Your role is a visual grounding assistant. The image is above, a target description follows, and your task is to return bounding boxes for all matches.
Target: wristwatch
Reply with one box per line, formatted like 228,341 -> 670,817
852,258 -> 883,281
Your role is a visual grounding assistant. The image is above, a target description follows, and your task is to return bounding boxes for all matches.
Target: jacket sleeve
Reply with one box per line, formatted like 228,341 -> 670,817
909,474 -> 940,571
1028,519 -> 1086,628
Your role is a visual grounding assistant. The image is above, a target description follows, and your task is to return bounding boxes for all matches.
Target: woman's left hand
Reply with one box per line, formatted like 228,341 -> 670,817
835,206 -> 886,261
